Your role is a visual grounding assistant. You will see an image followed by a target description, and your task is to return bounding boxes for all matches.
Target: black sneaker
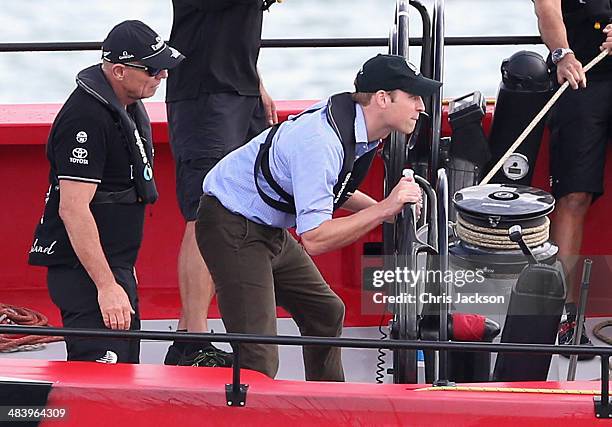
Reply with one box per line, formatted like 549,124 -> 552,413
178,345 -> 233,368
558,317 -> 595,360
164,344 -> 184,366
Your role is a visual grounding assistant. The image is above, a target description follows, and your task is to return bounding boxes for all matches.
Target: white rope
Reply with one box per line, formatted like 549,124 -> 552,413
456,215 -> 550,249
457,216 -> 549,235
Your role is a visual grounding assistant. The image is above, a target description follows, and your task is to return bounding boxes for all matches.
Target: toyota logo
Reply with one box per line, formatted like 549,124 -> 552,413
72,147 -> 88,159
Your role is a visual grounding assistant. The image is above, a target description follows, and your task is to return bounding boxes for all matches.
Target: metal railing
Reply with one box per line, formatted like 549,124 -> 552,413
0,36 -> 543,53
435,168 -> 450,384
429,0 -> 445,187
0,324 -> 610,414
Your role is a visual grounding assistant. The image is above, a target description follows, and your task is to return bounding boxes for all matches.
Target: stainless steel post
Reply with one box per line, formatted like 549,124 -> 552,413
567,258 -> 593,381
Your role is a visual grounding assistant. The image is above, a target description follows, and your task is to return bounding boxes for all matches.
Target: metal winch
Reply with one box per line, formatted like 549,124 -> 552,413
447,184 -> 567,383
450,184 -> 557,275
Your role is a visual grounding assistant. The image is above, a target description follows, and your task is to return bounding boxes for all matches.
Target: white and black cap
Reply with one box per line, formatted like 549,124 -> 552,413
101,20 -> 184,70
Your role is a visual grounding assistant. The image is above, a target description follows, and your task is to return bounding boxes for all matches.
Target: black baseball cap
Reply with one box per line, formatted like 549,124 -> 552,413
102,20 -> 184,70
354,54 -> 441,97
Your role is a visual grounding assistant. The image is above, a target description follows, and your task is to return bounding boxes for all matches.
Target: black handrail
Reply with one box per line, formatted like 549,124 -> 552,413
410,0 -> 433,79
429,0 -> 445,187
396,1 -> 410,60
1,324 -> 611,412
435,168 -> 450,384
0,325 -> 609,356
0,36 -> 543,53
391,171 -> 423,383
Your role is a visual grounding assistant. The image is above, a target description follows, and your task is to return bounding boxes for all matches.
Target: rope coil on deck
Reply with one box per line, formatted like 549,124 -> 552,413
0,303 -> 63,352
592,320 -> 612,346
456,215 -> 550,250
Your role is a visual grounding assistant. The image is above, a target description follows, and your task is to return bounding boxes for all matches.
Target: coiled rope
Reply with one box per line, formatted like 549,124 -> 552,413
592,320 -> 612,346
0,303 -> 63,352
456,214 -> 550,250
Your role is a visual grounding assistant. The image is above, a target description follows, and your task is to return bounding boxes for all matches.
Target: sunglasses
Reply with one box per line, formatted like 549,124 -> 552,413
123,62 -> 163,77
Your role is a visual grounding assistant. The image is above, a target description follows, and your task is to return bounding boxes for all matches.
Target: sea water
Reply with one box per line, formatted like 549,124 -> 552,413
0,0 -> 547,103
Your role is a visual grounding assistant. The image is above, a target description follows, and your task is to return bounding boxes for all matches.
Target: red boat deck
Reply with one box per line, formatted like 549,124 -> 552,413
0,358 -> 606,426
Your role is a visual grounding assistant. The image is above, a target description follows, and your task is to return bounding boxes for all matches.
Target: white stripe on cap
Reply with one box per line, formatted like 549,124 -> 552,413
141,44 -> 168,60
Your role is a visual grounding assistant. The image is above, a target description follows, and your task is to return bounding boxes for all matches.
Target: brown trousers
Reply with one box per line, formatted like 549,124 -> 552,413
195,196 -> 345,381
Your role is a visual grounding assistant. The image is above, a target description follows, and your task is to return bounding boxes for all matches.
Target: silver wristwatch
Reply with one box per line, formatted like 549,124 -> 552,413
551,48 -> 574,65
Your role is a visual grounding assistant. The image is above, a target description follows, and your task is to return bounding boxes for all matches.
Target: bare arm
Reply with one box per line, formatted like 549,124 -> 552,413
258,71 -> 278,126
534,0 -> 569,51
58,180 -> 134,330
301,177 -> 421,255
534,0 -> 586,88
340,190 -> 377,212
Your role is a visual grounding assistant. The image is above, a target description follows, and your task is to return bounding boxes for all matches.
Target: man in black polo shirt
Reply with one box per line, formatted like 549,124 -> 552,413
28,21 -> 184,363
534,0 -> 611,352
164,0 -> 279,366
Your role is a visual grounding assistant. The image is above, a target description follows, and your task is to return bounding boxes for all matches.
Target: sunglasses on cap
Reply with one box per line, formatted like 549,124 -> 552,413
123,62 -> 163,77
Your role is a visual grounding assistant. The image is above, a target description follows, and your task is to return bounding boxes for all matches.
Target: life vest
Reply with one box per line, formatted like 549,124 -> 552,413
254,92 -> 377,214
28,65 -> 155,267
76,64 -> 158,204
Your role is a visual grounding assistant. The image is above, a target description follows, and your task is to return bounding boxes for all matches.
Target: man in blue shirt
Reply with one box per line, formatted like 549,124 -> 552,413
196,54 -> 441,380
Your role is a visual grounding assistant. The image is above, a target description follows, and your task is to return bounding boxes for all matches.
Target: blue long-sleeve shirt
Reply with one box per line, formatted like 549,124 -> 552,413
203,99 -> 380,235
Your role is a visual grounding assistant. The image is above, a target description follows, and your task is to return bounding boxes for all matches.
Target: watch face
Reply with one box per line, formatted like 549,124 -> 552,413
552,48 -> 572,64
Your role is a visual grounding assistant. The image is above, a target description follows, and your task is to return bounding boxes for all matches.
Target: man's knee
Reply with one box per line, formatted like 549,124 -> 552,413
319,296 -> 345,337
557,192 -> 592,216
194,207 -> 210,257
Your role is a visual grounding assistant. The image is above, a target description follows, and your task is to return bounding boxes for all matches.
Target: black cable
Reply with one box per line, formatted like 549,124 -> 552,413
375,311 -> 389,384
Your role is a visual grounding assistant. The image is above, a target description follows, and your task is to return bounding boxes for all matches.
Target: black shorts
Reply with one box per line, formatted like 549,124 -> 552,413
167,92 -> 268,221
47,265 -> 141,363
549,80 -> 612,201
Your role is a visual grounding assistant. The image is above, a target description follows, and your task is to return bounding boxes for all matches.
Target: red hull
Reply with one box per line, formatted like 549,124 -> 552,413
0,359 -> 604,427
1,101 -> 612,326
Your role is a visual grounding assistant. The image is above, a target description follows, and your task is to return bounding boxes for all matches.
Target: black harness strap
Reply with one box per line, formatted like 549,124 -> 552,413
91,187 -> 139,205
254,105 -> 327,214
254,92 -> 376,215
254,124 -> 295,213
